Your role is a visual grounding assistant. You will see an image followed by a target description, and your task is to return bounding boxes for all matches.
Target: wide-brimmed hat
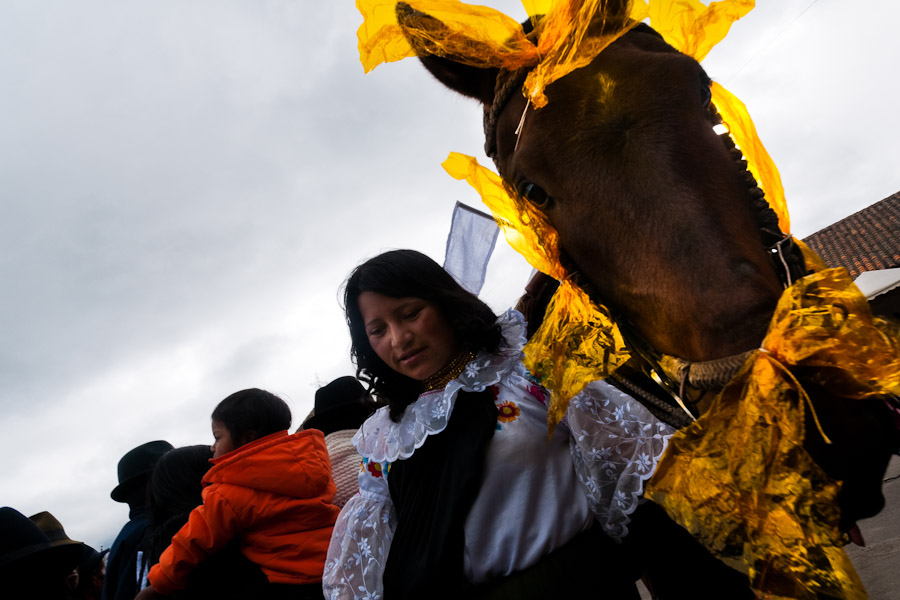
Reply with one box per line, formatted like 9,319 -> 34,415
29,511 -> 83,548
111,440 -> 174,502
302,376 -> 374,436
0,507 -> 83,578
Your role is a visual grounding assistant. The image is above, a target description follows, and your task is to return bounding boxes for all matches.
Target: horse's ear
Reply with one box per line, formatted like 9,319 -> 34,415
396,2 -> 498,106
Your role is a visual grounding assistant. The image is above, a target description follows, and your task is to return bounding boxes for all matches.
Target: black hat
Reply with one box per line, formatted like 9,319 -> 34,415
302,376 -> 374,437
78,544 -> 109,576
0,507 -> 83,578
111,440 -> 174,502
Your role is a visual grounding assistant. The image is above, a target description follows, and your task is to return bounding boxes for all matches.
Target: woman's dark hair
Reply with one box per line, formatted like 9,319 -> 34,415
211,388 -> 292,443
343,249 -> 501,420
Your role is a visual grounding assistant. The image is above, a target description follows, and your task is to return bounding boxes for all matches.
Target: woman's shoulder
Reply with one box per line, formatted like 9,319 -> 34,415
457,309 -> 527,385
352,390 -> 452,463
496,308 -> 527,352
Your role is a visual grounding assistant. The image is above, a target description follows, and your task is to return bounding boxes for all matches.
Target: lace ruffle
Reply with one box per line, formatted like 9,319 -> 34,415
354,309 -> 527,463
323,492 -> 396,600
567,380 -> 676,540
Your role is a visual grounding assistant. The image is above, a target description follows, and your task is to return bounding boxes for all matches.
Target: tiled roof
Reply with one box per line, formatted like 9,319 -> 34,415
802,191 -> 900,278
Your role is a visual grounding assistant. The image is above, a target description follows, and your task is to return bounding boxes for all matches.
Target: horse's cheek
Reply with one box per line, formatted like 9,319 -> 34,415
548,207 -> 600,268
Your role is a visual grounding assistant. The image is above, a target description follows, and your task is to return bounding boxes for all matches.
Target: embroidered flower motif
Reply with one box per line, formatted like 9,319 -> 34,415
527,382 -> 547,405
571,395 -> 589,410
357,537 -> 373,559
634,452 -> 652,471
464,361 -> 481,379
497,400 -> 520,423
588,446 -> 612,461
429,402 -> 446,419
366,460 -> 384,478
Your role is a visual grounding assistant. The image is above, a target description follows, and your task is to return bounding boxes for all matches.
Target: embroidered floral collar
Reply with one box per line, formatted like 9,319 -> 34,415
353,309 -> 527,463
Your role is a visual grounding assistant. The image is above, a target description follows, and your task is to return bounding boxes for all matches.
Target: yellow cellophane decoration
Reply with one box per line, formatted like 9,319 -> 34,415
712,81 -> 790,233
648,0 -> 753,62
356,0 -> 897,598
443,152 -> 630,428
646,266 -> 900,600
356,0 -> 539,71
356,0 -> 649,107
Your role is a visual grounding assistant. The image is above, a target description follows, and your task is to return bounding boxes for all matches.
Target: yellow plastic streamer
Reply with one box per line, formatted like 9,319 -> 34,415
712,81 -> 790,233
443,152 -> 630,428
646,267 -> 900,600
356,0 -> 649,107
648,0 -> 753,62
522,1 -> 647,106
356,0 -> 538,72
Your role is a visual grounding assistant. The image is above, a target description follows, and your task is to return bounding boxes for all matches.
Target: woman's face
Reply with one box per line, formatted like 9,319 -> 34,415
358,291 -> 461,381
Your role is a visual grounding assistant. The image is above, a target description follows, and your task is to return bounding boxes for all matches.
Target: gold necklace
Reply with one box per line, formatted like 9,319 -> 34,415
421,349 -> 475,392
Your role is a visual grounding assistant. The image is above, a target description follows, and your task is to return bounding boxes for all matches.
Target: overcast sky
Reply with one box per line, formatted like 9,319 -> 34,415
2,1 -> 898,550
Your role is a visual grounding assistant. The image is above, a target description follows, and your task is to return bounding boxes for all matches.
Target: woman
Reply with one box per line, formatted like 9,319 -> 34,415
322,249 -> 644,600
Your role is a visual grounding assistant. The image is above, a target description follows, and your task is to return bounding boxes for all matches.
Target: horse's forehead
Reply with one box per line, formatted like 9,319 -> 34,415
496,43 -> 705,175
558,40 -> 702,105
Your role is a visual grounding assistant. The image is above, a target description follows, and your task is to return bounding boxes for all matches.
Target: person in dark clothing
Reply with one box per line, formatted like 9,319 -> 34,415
300,376 -> 375,508
1,506 -> 84,600
74,545 -> 109,600
29,511 -> 88,598
103,440 -> 173,600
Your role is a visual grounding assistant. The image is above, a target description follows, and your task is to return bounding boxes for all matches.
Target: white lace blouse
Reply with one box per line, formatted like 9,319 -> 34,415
322,310 -> 675,600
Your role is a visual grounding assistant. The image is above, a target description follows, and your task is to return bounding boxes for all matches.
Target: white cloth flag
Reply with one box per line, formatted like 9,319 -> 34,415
443,201 -> 499,295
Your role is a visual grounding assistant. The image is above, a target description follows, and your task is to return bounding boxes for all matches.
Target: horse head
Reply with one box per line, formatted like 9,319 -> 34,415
399,6 -> 786,364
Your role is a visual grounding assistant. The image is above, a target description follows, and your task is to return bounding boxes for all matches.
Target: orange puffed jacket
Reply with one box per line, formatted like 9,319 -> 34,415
148,429 -> 340,594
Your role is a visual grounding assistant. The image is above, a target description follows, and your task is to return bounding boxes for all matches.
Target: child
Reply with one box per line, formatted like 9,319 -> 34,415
137,388 -> 339,600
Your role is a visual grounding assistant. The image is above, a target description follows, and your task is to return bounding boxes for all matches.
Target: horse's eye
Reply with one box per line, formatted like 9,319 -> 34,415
517,181 -> 553,209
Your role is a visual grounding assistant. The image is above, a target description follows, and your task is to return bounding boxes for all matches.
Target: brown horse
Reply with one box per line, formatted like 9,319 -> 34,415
416,17 -> 783,363
390,2 -> 898,595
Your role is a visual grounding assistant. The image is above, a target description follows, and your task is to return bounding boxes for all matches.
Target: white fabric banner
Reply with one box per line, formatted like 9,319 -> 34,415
443,201 -> 499,295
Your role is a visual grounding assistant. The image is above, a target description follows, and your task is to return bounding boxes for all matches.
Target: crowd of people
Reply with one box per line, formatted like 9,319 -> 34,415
2,249 -> 757,600
1,375 -> 373,600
